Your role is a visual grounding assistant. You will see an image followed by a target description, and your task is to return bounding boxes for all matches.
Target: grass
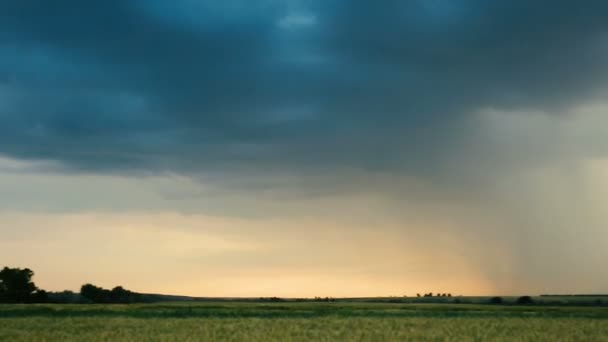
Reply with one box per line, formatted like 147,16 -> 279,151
1,302 -> 608,341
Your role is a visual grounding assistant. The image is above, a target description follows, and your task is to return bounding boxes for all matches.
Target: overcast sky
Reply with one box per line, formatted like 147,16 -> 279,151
1,0 -> 608,296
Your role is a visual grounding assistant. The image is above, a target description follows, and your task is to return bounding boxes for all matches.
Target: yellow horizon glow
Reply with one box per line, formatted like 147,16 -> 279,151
0,211 -> 498,297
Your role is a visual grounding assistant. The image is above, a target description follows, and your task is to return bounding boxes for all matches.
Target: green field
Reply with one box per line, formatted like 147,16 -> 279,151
1,302 -> 608,341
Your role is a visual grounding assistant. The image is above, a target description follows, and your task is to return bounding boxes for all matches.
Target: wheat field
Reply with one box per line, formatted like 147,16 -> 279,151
1,302 -> 607,341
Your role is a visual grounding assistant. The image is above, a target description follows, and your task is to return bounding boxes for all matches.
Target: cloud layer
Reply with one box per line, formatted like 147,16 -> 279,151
2,1 -> 608,295
1,1 -> 608,176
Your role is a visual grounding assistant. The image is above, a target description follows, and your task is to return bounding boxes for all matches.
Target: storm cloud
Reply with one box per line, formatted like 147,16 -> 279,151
1,1 -> 608,295
1,0 -> 607,176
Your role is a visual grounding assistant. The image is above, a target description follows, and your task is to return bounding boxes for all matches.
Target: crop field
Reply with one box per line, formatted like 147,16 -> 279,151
1,302 -> 608,341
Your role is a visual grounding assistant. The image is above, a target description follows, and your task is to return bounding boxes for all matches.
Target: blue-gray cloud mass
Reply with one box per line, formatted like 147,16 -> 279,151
3,1 -> 608,296
1,0 -> 608,176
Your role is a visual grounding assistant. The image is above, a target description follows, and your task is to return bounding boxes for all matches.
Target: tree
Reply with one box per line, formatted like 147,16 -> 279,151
81,284 -> 142,303
0,267 -> 41,303
81,283 -> 109,303
516,296 -> 534,305
47,290 -> 82,304
110,286 -> 142,303
489,296 -> 503,304
31,289 -> 49,303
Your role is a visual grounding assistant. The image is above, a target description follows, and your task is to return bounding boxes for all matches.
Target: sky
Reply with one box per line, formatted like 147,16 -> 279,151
1,0 -> 608,297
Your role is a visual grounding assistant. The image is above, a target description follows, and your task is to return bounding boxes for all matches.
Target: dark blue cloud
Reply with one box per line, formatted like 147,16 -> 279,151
1,0 -> 608,176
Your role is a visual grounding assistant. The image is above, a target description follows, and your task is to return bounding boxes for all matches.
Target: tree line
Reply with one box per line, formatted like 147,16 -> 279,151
0,267 -> 144,304
0,266 -> 545,306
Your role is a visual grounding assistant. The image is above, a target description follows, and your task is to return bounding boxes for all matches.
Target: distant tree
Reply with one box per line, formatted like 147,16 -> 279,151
81,284 -> 109,303
416,293 -> 421,298
489,296 -> 503,304
265,297 -> 284,302
81,284 -> 142,304
0,267 -> 45,303
47,290 -> 82,304
447,293 -> 452,297
516,296 -> 534,305
31,289 -> 49,303
110,286 -> 132,303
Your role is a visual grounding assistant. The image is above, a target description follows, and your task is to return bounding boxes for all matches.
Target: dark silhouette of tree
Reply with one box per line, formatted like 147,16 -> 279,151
259,297 -> 285,302
0,267 -> 47,303
31,289 -> 49,303
516,296 -> 534,305
47,290 -> 82,303
80,284 -> 142,303
110,286 -> 130,302
80,283 -> 109,303
489,296 -> 503,304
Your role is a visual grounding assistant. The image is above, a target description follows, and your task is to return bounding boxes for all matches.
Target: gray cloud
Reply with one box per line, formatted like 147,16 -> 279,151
4,1 -> 608,295
1,0 -> 608,178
